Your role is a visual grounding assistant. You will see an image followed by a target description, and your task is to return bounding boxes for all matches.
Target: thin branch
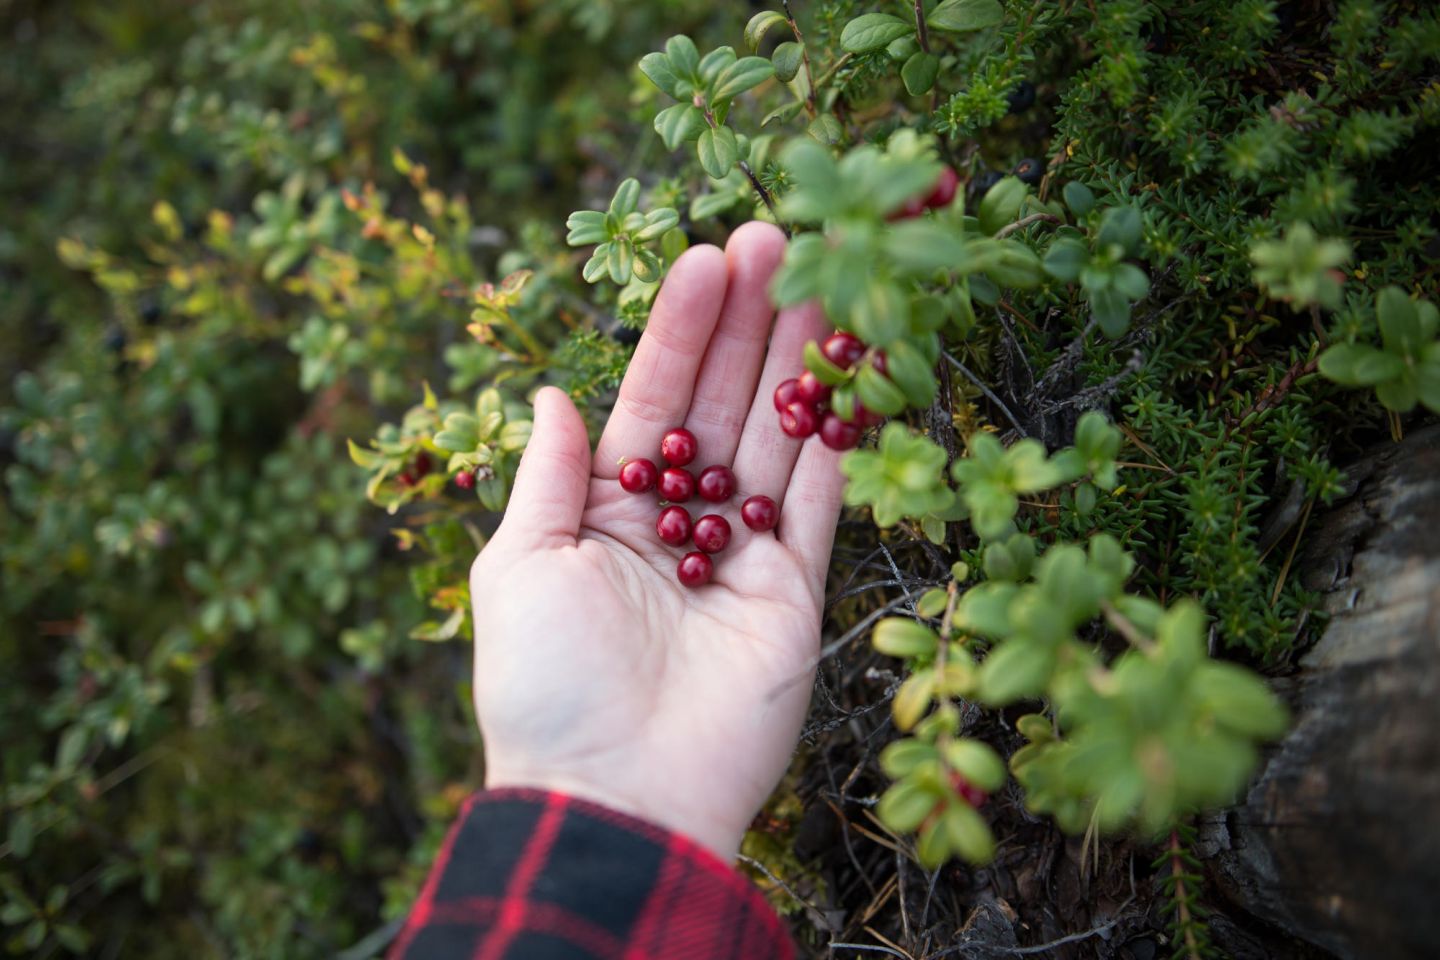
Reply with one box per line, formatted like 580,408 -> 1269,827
913,0 -> 931,53
831,943 -> 909,959
737,854 -> 837,932
944,351 -> 1029,437
699,104 -> 789,235
994,211 -> 1061,239
782,0 -> 818,118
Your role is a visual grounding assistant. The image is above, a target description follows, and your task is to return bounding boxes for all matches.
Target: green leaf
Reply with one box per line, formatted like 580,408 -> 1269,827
745,10 -> 789,50
698,46 -> 738,85
582,245 -> 610,283
806,112 -> 843,145
803,339 -> 850,385
1096,206 -> 1143,253
665,35 -> 701,80
941,801 -> 995,863
902,51 -> 940,96
850,279 -> 910,347
1063,181 -> 1095,218
1089,286 -> 1131,338
634,207 -> 680,242
954,582 -> 1016,636
878,779 -> 939,832
607,236 -> 634,284
929,0 -> 1004,32
1375,377 -> 1419,412
874,618 -> 940,658
1377,285 -> 1421,352
944,739 -> 1007,791
653,104 -> 705,150
1195,662 -> 1289,739
894,670 -> 937,730
840,13 -> 912,53
1043,238 -> 1089,282
639,52 -> 682,98
856,365 -> 909,416
609,178 -> 641,218
772,41 -> 805,83
977,639 -> 1055,704
884,220 -> 967,273
1112,262 -> 1150,302
564,209 -> 607,245
346,439 -> 383,469
712,56 -> 774,100
884,340 -> 938,407
1318,343 -> 1403,386
881,739 -> 941,778
696,126 -> 739,179
978,176 -> 1027,236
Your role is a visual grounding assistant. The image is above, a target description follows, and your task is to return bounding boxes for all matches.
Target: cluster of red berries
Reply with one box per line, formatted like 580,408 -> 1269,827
397,453 -> 433,488
772,331 -> 887,451
618,427 -> 779,587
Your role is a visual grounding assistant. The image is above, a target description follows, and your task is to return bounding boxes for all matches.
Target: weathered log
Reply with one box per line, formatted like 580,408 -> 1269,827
1203,423 -> 1440,960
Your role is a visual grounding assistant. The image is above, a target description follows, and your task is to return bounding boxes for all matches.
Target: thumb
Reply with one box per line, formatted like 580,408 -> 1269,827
497,386 -> 592,548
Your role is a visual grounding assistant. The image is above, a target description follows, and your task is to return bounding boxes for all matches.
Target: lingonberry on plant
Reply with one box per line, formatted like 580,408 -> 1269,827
821,332 -> 866,370
619,458 -> 659,493
949,771 -> 989,808
819,413 -> 862,451
925,166 -> 960,210
780,401 -> 819,438
454,470 -> 476,490
696,465 -> 736,503
740,495 -> 779,532
795,370 -> 831,405
692,514 -> 731,553
869,350 -> 889,377
658,467 -> 695,502
412,453 -> 433,479
773,377 -> 802,412
676,551 -> 713,587
660,427 -> 698,467
656,505 -> 692,546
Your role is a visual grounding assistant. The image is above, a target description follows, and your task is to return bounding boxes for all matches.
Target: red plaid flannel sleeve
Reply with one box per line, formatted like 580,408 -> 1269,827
389,788 -> 795,960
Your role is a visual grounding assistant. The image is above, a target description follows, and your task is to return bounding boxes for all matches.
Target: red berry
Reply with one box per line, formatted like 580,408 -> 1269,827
656,505 -> 693,546
925,166 -> 960,210
397,471 -> 417,489
660,427 -> 698,467
870,350 -> 889,377
821,332 -> 866,370
949,771 -> 989,808
454,470 -> 476,490
819,413 -> 862,450
412,453 -> 433,479
780,401 -> 818,438
658,467 -> 695,502
619,458 -> 658,493
858,405 -> 885,428
740,495 -> 779,532
795,370 -> 831,405
696,465 -> 736,503
677,551 -> 714,587
887,194 -> 928,221
773,378 -> 802,413
692,514 -> 732,553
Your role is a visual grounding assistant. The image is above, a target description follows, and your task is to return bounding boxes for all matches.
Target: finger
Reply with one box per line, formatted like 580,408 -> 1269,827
778,436 -> 847,598
594,244 -> 728,477
682,222 -> 788,466
730,300 -> 831,504
497,387 -> 592,548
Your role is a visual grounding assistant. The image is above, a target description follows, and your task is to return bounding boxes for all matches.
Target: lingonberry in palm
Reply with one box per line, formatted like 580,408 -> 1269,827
676,551 -> 713,587
658,467 -> 694,502
821,332 -> 866,370
819,414 -> 862,451
740,495 -> 779,532
773,377 -> 801,413
795,371 -> 831,406
660,427 -> 697,467
780,401 -> 818,438
618,458 -> 658,493
656,505 -> 692,547
696,465 -> 736,503
692,514 -> 731,554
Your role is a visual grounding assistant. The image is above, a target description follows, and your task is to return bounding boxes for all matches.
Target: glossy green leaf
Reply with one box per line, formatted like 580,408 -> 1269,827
929,0 -> 1004,32
902,51 -> 940,96
696,126 -> 739,179
840,13 -> 912,52
745,10 -> 788,50
712,56 -> 774,100
772,41 -> 804,83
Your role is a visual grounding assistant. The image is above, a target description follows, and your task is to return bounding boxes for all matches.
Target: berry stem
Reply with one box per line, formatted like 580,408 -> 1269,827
780,0 -> 818,119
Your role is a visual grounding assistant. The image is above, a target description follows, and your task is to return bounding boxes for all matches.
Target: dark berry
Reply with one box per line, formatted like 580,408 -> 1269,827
858,405 -> 885,428
821,332 -> 866,370
869,350 -> 889,377
619,458 -> 659,493
677,551 -> 714,587
741,495 -> 779,532
658,467 -> 695,502
692,514 -> 732,553
887,194 -> 929,221
102,324 -> 127,354
925,166 -> 960,210
971,170 -> 1003,198
660,427 -> 698,467
773,378 -> 802,413
397,471 -> 417,489
656,505 -> 693,546
780,401 -> 819,438
412,454 -> 433,479
795,371 -> 831,405
1014,157 -> 1044,185
696,465 -> 736,503
454,470 -> 476,490
819,414 -> 862,450
1006,80 -> 1036,114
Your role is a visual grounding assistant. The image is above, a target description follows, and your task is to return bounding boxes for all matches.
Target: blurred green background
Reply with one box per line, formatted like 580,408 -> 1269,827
0,1 -> 723,955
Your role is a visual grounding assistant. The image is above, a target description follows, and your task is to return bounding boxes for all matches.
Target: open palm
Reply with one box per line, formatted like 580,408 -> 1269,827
471,222 -> 845,858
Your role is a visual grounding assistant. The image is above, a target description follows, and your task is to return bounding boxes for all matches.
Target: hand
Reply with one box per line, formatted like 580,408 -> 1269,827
470,222 -> 845,859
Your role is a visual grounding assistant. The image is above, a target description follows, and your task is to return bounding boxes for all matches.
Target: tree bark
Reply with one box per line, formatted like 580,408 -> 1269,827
1203,423 -> 1440,960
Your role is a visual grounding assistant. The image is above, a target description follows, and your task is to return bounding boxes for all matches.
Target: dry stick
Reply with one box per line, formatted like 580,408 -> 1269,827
830,942 -> 910,959
994,211 -> 1062,239
737,854 -> 836,932
944,352 -> 1029,436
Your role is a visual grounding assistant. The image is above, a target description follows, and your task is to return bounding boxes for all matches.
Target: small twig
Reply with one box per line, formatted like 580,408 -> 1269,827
699,104 -> 789,235
1169,829 -> 1204,960
1100,599 -> 1154,653
944,351 -> 1029,437
913,0 -> 931,53
994,212 -> 1061,239
1270,495 -> 1315,605
782,0 -> 818,118
831,943 -> 909,959
738,854 -> 837,932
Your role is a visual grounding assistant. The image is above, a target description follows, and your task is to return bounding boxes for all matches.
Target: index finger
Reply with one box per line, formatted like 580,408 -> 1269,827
593,244 -> 728,478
